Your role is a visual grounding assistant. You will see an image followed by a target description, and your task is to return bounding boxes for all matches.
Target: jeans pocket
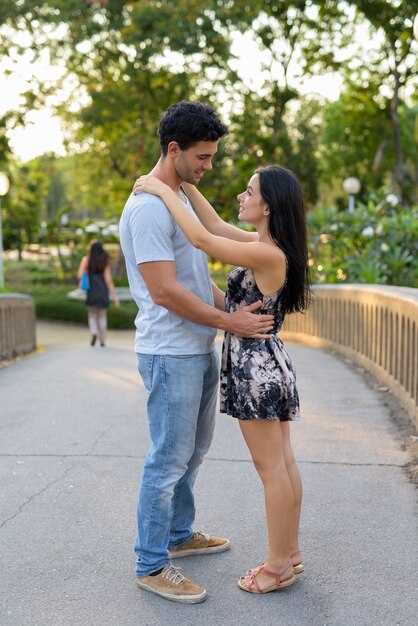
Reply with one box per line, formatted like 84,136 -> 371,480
137,354 -> 154,393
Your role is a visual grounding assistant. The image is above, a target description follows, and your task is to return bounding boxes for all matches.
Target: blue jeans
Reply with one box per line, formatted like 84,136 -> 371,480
135,351 -> 219,577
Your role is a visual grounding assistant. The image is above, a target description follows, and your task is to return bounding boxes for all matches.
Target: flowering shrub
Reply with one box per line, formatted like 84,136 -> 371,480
307,194 -> 418,287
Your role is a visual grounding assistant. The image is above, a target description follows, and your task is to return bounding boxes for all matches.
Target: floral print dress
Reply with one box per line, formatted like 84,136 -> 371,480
219,265 -> 300,421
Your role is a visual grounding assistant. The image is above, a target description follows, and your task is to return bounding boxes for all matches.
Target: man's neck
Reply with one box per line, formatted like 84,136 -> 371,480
150,156 -> 182,192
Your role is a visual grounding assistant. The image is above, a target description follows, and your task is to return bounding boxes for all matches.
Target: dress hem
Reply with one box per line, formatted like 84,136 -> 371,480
220,409 -> 301,422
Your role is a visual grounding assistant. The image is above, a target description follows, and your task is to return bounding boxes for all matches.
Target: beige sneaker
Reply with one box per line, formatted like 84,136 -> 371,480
169,531 -> 230,559
136,564 -> 207,603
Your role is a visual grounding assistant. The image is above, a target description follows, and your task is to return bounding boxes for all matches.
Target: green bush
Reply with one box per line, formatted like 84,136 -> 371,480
5,259 -> 60,286
307,194 -> 418,287
5,258 -> 135,328
13,283 -> 137,329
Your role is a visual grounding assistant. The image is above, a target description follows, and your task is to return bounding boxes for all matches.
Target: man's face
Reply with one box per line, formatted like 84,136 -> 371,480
173,140 -> 219,185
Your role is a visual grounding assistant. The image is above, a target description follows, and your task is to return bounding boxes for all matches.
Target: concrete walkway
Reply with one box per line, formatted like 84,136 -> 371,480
0,321 -> 417,626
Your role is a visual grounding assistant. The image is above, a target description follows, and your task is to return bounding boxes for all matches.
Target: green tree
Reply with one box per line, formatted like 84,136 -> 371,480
342,1 -> 417,200
320,87 -> 417,202
0,1 -> 350,208
0,115 -> 13,168
2,160 -> 48,258
0,1 -> 415,212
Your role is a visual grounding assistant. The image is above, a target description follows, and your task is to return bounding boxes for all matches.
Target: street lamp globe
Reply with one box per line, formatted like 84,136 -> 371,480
342,177 -> 361,214
343,177 -> 361,195
0,172 -> 10,197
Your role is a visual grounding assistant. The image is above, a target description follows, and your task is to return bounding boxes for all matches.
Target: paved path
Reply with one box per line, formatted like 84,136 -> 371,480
0,321 -> 417,626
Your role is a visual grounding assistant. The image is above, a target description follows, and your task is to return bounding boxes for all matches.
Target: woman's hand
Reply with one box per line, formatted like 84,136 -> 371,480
132,175 -> 169,198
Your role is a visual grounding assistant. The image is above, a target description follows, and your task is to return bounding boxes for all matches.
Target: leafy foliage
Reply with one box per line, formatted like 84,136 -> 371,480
0,1 -> 416,227
308,193 -> 418,286
319,88 -> 417,201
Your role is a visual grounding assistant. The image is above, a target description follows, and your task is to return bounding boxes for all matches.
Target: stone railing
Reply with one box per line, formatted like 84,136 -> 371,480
0,294 -> 36,361
281,285 -> 418,429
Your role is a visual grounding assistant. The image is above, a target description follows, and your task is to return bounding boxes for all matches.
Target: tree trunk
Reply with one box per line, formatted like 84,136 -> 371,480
372,138 -> 388,172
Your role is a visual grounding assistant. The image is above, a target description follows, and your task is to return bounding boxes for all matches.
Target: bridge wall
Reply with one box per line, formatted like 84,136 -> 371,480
0,294 -> 36,361
281,285 -> 418,429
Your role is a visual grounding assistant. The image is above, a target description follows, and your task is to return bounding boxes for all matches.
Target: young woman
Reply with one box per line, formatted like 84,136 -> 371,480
133,165 -> 311,594
77,241 -> 120,347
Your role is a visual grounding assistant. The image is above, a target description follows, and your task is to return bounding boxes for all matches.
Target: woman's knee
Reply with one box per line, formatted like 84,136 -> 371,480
253,457 -> 288,484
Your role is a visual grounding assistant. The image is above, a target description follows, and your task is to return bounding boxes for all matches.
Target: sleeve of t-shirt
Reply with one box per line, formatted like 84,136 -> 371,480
128,195 -> 176,265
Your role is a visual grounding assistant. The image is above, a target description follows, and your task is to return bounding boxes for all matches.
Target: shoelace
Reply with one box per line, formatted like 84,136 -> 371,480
162,565 -> 185,585
194,530 -> 210,541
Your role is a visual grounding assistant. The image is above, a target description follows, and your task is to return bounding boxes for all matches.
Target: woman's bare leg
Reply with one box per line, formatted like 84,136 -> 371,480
239,419 -> 294,590
87,307 -> 99,338
281,421 -> 303,564
97,308 -> 107,345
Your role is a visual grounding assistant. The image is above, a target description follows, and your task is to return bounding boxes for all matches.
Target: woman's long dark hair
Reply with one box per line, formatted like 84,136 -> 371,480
257,165 -> 311,314
88,242 -> 109,274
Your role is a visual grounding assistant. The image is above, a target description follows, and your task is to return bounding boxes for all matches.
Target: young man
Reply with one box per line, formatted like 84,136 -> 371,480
119,101 -> 274,603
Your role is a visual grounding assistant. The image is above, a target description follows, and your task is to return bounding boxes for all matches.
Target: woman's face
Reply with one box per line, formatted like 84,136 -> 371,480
237,174 -> 268,224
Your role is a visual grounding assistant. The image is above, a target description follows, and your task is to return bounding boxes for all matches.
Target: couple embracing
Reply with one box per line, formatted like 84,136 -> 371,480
119,101 -> 310,603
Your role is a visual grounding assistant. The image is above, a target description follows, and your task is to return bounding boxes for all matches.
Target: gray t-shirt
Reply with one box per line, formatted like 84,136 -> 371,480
119,191 -> 217,355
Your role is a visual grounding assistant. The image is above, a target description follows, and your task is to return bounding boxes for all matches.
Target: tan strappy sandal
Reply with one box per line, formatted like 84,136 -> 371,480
291,550 -> 304,574
238,560 -> 296,594
242,550 -> 304,578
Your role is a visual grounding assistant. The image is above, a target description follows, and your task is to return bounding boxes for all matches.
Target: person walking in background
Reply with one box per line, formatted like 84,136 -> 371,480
133,164 -> 311,595
119,101 -> 274,604
77,241 -> 120,347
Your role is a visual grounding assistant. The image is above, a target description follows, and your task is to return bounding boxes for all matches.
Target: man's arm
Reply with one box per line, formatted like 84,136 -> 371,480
139,261 -> 274,338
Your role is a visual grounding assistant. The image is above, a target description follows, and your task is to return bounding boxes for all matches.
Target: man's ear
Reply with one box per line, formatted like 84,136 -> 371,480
167,141 -> 180,157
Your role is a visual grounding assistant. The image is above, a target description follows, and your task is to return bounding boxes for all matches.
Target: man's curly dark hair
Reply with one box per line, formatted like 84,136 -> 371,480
158,101 -> 229,155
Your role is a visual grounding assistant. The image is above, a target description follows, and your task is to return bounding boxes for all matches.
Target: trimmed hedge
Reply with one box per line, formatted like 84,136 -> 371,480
14,284 -> 137,330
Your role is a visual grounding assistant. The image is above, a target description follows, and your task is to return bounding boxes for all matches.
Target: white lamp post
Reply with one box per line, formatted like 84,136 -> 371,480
0,172 -> 10,289
343,177 -> 361,214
